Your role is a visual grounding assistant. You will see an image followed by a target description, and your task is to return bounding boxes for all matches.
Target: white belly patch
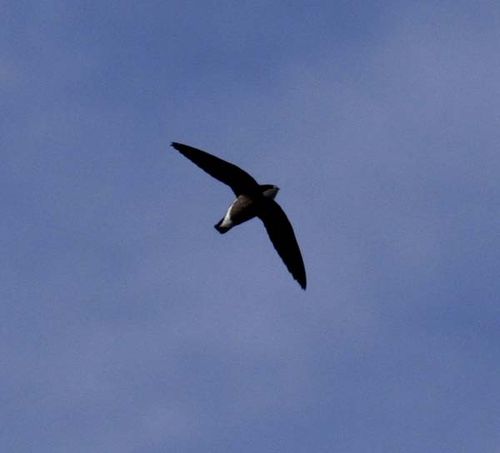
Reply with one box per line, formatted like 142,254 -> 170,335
220,201 -> 236,228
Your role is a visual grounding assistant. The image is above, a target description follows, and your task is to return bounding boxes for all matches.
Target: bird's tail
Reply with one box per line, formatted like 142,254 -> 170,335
214,218 -> 231,234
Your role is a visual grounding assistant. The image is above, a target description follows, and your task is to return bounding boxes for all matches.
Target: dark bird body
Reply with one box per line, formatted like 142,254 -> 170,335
171,142 -> 307,289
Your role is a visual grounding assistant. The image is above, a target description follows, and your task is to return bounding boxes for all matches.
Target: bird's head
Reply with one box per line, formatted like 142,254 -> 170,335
260,184 -> 280,199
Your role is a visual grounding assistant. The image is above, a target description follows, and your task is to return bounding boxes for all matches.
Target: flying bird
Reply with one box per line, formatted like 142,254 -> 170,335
171,142 -> 307,289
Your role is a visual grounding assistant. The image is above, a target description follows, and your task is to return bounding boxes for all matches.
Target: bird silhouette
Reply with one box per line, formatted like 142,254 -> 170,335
171,142 -> 306,290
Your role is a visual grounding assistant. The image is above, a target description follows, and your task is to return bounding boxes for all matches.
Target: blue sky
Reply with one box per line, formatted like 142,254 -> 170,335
2,1 -> 500,451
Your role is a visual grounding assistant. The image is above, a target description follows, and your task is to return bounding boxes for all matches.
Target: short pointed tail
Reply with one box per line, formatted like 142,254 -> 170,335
214,218 -> 231,234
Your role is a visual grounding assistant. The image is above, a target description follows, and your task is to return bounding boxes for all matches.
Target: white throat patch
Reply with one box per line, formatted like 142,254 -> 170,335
263,186 -> 279,199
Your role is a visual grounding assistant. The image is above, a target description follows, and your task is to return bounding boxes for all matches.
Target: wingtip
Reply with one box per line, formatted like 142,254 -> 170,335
294,274 -> 307,290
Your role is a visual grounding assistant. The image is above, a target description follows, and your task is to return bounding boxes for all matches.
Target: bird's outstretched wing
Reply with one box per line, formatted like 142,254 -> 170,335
171,142 -> 259,195
258,199 -> 307,290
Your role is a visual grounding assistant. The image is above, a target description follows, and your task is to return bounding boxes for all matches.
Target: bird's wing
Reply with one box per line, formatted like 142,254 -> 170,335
171,142 -> 259,195
258,199 -> 307,289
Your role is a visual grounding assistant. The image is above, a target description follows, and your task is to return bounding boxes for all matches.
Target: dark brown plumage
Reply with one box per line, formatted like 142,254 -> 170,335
171,142 -> 306,290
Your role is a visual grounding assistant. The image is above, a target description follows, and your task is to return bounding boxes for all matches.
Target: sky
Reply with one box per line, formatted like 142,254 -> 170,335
2,1 -> 500,451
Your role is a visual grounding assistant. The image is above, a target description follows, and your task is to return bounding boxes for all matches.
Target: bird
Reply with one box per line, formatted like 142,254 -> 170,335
171,142 -> 307,290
